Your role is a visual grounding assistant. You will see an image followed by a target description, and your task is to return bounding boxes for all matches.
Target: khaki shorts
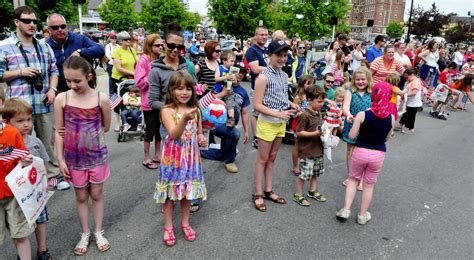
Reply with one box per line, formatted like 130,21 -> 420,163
0,197 -> 35,245
256,118 -> 286,142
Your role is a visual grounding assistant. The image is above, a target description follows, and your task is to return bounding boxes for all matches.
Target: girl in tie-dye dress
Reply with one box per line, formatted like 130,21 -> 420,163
154,71 -> 207,246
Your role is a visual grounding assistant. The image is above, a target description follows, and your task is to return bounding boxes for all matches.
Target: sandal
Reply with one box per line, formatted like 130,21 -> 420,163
181,225 -> 197,241
263,191 -> 287,204
190,203 -> 201,213
74,232 -> 91,256
293,193 -> 310,207
94,230 -> 111,253
252,194 -> 267,212
142,161 -> 159,169
163,227 -> 176,247
307,191 -> 327,202
152,158 -> 161,163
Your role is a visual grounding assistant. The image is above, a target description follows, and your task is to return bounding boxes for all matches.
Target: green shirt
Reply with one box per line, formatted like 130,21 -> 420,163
316,82 -> 335,100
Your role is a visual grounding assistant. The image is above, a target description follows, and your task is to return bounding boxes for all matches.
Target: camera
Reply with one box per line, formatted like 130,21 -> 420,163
26,72 -> 45,91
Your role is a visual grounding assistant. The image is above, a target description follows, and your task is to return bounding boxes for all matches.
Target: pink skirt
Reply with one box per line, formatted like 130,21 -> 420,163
389,102 -> 398,120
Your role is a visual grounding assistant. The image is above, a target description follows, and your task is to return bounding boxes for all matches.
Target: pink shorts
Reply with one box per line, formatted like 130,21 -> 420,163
349,147 -> 385,184
389,102 -> 398,120
67,163 -> 111,188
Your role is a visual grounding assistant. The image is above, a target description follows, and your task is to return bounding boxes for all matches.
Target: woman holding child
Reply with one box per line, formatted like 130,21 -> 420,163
252,40 -> 300,212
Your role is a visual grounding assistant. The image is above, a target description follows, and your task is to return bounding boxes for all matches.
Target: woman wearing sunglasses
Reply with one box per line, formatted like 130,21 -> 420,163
111,31 -> 139,131
290,41 -> 309,84
134,34 -> 164,170
195,40 -> 221,98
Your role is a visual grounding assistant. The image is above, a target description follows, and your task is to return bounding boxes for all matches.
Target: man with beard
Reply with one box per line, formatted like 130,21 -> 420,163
46,13 -> 104,93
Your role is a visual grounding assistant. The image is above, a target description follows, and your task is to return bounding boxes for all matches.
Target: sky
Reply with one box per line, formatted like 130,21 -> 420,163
187,0 -> 474,19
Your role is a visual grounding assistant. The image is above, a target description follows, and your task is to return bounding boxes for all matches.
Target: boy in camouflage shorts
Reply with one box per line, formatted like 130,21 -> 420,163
293,86 -> 327,206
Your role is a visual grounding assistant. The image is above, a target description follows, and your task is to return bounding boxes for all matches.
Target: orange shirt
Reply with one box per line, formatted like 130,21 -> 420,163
0,124 -> 27,200
450,81 -> 471,93
390,85 -> 401,104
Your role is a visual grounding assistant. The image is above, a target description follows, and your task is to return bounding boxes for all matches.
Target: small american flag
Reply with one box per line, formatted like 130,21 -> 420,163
109,93 -> 123,110
0,147 -> 30,162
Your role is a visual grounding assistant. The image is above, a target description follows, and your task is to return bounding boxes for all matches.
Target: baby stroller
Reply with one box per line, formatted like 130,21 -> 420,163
116,79 -> 145,142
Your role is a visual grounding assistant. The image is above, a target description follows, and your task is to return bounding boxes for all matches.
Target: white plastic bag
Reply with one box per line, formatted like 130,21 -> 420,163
5,156 -> 53,227
320,121 -> 340,162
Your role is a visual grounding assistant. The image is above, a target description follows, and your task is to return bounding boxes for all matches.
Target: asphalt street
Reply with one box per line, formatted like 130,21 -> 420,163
1,67 -> 473,259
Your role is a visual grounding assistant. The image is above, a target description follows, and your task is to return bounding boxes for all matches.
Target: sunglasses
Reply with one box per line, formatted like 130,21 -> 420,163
18,18 -> 38,25
122,38 -> 131,41
325,80 -> 334,84
49,24 -> 66,30
153,44 -> 164,48
214,49 -> 222,53
166,42 -> 185,51
298,46 -> 306,49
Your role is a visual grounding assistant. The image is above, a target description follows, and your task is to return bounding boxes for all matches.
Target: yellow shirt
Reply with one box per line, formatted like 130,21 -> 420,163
111,47 -> 138,80
390,85 -> 400,104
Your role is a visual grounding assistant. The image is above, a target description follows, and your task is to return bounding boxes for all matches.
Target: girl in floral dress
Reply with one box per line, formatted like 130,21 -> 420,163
154,71 -> 208,246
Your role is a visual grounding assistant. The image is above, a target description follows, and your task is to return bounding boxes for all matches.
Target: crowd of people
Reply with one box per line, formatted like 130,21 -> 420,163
0,5 -> 473,259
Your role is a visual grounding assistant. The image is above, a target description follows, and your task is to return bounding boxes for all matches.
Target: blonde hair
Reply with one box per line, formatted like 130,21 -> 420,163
1,98 -> 33,121
350,67 -> 373,93
386,73 -> 400,86
334,87 -> 345,99
272,30 -> 286,41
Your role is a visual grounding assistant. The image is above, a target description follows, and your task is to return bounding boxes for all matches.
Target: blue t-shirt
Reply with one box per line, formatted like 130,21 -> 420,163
295,56 -> 305,81
245,44 -> 268,89
366,46 -> 383,63
214,65 -> 230,93
232,84 -> 250,125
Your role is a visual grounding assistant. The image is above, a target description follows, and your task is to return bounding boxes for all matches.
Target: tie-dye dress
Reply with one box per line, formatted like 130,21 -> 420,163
154,111 -> 207,203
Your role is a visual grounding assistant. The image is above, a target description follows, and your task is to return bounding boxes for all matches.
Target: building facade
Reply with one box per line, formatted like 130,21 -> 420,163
347,0 -> 406,36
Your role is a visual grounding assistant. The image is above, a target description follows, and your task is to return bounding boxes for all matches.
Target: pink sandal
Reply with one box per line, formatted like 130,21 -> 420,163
163,227 -> 176,247
181,225 -> 196,242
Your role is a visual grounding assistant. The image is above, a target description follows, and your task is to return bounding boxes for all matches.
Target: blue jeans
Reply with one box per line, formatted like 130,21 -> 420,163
121,109 -> 141,125
107,64 -> 114,95
201,125 -> 240,164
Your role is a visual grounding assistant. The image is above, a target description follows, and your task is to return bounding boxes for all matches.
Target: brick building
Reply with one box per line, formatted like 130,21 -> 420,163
347,0 -> 406,36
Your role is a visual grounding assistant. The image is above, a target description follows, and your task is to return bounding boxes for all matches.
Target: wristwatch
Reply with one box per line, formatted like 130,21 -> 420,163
76,49 -> 82,55
49,86 -> 57,92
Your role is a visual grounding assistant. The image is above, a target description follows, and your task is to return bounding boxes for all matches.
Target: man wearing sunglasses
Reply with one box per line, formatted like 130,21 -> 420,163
46,13 -> 105,93
0,6 -> 60,164
0,6 -> 60,260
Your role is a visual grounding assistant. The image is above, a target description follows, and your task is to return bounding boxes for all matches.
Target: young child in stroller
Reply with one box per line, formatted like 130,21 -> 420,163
121,86 -> 142,132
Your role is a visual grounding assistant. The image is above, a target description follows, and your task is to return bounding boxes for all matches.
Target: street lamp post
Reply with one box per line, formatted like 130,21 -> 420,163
405,0 -> 414,43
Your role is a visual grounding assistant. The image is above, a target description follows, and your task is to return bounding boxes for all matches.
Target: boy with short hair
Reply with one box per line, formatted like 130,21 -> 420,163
121,86 -> 142,132
0,89 -> 35,259
293,86 -> 327,206
430,62 -> 459,120
214,50 -> 237,127
2,98 -> 53,259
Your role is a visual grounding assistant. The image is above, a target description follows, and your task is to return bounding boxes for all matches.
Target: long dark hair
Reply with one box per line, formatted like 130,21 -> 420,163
63,56 -> 97,89
165,71 -> 198,109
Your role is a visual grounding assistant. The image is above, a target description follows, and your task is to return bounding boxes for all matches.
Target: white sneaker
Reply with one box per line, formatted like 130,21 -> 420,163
123,123 -> 131,132
336,208 -> 351,221
137,124 -> 143,131
357,211 -> 372,225
56,179 -> 71,191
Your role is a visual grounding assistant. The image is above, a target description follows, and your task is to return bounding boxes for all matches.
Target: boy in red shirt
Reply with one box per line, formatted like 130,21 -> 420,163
430,62 -> 459,119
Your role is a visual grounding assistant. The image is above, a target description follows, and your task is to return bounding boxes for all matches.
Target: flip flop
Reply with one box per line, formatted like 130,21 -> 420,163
142,161 -> 159,169
152,159 -> 161,163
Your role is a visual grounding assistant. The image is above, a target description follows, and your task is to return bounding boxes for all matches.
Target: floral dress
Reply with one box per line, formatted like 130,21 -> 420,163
342,88 -> 372,144
154,111 -> 207,203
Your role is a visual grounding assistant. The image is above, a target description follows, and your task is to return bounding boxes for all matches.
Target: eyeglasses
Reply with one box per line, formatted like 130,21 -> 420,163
49,24 -> 66,30
325,80 -> 334,84
166,42 -> 185,51
18,18 -> 39,25
214,49 -> 222,53
153,44 -> 164,48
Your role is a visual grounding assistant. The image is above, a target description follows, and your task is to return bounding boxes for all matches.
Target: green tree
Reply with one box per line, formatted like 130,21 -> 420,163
98,0 -> 137,32
269,0 -> 351,40
0,0 -> 14,34
386,21 -> 403,38
445,21 -> 471,43
410,3 -> 454,40
140,0 -> 200,33
209,0 -> 272,42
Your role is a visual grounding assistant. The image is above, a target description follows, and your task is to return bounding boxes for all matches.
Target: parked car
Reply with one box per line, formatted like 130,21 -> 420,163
312,40 -> 329,51
220,40 -> 236,51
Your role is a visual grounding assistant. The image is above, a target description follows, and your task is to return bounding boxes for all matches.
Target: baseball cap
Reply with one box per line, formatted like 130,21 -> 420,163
268,40 -> 290,54
189,45 -> 199,56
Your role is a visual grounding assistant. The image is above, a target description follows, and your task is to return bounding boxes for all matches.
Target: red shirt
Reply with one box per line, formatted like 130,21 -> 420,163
0,124 -> 27,200
438,70 -> 458,85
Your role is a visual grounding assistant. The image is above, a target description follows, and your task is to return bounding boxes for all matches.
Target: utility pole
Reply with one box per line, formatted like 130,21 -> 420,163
405,0 -> 414,43
12,0 -> 25,9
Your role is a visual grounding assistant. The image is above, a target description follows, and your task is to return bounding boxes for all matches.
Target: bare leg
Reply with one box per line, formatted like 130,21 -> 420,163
263,137 -> 283,193
35,223 -> 47,252
295,178 -> 305,194
153,141 -> 161,162
309,176 -> 318,192
89,184 -> 105,232
144,141 -> 151,162
343,178 -> 359,210
292,140 -> 299,173
180,199 -> 191,226
251,116 -> 257,138
163,200 -> 174,241
75,187 -> 90,233
13,237 -> 31,260
253,138 -> 273,205
359,183 -> 375,216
